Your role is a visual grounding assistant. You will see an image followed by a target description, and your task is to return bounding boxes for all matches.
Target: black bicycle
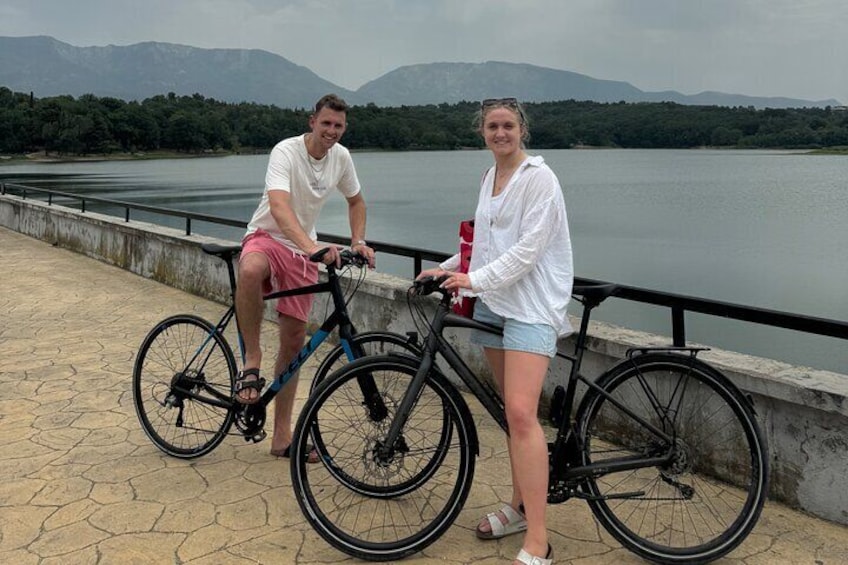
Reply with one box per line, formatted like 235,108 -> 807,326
132,242 -> 420,459
289,276 -> 768,564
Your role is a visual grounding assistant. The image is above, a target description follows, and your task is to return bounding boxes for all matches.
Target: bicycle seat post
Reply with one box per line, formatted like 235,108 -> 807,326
570,302 -> 591,372
225,256 -> 238,304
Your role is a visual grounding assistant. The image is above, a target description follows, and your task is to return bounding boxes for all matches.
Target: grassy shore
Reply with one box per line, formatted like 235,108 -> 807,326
806,146 -> 848,155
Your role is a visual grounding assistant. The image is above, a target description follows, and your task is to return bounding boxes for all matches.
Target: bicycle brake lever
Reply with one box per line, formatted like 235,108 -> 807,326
412,275 -> 448,296
340,249 -> 367,268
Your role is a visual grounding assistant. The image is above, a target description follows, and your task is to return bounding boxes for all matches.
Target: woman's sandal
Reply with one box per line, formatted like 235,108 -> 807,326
515,543 -> 553,565
234,368 -> 265,405
475,503 -> 527,539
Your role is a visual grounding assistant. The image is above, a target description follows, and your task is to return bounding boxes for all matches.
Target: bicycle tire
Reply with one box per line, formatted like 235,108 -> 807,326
575,352 -> 768,563
291,355 -> 477,561
310,331 -> 422,394
133,314 -> 237,458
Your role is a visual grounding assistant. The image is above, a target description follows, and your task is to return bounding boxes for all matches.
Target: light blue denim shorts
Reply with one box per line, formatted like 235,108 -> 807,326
470,300 -> 558,358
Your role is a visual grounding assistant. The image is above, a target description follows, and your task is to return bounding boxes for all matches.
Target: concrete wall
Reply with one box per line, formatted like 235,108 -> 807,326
3,191 -> 847,525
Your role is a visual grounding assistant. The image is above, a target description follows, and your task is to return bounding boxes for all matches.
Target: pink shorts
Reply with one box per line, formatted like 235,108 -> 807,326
240,229 -> 318,322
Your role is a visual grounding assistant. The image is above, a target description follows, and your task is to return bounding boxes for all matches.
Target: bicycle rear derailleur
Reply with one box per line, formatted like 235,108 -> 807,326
234,404 -> 267,443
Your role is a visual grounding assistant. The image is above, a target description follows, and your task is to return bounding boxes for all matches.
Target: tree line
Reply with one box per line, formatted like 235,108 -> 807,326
1,86 -> 847,155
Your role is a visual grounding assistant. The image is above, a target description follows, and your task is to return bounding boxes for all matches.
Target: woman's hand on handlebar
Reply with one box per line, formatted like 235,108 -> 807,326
415,267 -> 446,281
440,272 -> 471,291
414,268 -> 472,293
418,269 -> 471,291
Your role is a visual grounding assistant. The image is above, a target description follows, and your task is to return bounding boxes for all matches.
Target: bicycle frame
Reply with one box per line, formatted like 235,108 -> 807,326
171,251 -> 376,413
382,288 -> 686,485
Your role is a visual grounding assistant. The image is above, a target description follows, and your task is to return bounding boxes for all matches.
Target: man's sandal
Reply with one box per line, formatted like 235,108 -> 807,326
515,543 -> 553,565
234,368 -> 265,405
475,503 -> 527,539
270,443 -> 320,464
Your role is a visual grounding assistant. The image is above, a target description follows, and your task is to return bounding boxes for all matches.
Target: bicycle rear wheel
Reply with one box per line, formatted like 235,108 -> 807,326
133,314 -> 236,458
576,352 -> 768,563
291,356 -> 477,561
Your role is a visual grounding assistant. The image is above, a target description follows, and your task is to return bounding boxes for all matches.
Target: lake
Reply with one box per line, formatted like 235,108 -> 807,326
2,149 -> 846,373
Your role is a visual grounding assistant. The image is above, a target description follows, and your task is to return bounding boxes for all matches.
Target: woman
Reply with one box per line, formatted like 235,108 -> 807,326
419,97 -> 573,565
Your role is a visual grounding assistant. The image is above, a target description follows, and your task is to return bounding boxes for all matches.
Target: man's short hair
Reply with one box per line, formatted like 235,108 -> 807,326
314,94 -> 349,114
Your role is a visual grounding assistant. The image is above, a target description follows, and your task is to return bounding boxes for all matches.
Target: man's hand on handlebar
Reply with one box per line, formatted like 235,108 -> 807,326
308,245 -> 373,269
351,241 -> 376,269
309,245 -> 343,268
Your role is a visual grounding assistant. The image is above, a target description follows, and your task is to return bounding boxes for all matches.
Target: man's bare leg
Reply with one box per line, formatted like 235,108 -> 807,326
270,313 -> 307,451
234,252 -> 270,403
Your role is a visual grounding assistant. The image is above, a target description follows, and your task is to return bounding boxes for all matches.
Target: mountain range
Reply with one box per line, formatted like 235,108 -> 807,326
0,36 -> 841,110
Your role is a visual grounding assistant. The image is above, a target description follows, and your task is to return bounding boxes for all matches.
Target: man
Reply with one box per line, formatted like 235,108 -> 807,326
234,93 -> 375,462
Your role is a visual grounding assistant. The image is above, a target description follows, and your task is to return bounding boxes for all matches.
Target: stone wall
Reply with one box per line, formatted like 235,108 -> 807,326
2,191 -> 847,525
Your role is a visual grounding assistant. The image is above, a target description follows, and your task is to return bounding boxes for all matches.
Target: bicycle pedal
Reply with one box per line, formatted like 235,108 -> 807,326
245,430 -> 267,443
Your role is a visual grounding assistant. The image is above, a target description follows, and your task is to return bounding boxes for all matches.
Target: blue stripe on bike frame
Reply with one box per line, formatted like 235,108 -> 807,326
341,338 -> 356,361
195,330 -> 217,357
268,329 -> 330,392
237,332 -> 245,364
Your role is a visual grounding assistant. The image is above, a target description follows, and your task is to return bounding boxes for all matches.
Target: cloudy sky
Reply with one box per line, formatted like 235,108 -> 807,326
2,0 -> 846,103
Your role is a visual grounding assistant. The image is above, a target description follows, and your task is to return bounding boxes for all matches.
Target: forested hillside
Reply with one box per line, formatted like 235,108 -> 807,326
1,88 -> 846,156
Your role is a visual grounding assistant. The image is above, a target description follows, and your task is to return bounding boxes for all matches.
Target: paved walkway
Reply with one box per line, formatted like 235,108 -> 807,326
1,226 -> 847,565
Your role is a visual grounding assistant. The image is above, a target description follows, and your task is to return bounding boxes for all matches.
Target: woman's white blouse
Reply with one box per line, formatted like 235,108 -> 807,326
441,155 -> 574,336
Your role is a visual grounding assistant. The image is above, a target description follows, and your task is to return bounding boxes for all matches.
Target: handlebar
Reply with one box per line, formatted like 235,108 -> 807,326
308,247 -> 368,268
409,275 -> 449,297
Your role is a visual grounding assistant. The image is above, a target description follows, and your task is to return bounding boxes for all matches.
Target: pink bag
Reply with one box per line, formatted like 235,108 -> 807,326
451,219 -> 476,317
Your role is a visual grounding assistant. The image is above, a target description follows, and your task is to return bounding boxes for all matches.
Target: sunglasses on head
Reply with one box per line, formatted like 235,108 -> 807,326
481,97 -> 519,109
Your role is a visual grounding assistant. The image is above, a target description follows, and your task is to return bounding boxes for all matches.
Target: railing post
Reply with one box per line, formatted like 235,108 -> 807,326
125,208 -> 130,222
672,306 -> 686,346
186,218 -> 191,235
414,254 -> 422,277
81,199 -> 86,213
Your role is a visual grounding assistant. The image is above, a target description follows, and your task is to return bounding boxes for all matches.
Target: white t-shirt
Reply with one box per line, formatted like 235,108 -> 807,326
245,134 -> 361,251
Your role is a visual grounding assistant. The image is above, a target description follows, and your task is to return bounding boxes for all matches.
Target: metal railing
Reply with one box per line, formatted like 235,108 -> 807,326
3,181 -> 847,346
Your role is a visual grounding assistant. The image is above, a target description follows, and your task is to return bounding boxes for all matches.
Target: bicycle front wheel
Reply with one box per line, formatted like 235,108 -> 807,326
133,314 -> 236,458
291,356 -> 476,562
576,352 -> 768,563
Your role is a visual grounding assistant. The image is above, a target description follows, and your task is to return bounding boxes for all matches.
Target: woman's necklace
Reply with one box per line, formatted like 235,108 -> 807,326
493,154 -> 525,196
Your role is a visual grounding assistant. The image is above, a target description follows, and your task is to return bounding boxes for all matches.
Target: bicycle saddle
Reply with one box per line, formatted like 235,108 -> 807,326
201,243 -> 242,259
573,282 -> 619,304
